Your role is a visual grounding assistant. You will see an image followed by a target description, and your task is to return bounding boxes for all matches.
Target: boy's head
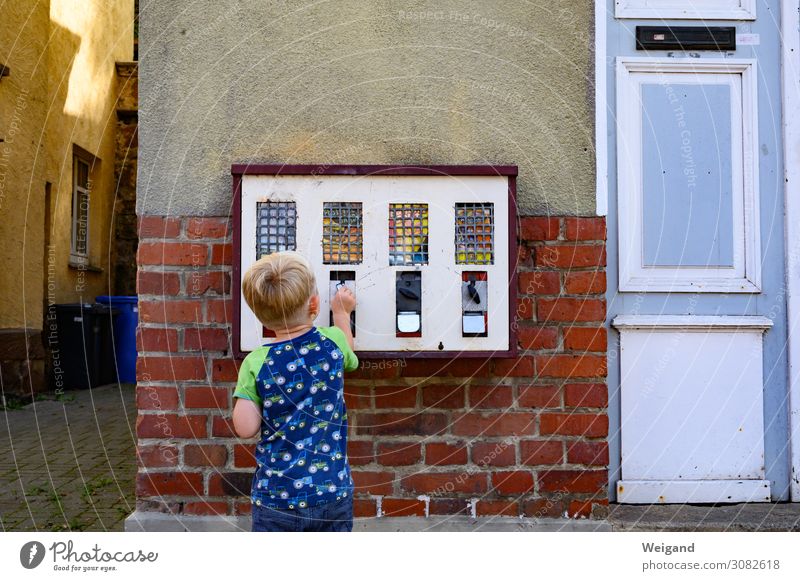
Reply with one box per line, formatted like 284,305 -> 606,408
242,251 -> 318,329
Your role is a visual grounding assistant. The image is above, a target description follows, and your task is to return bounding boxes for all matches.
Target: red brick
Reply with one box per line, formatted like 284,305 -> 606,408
136,472 -> 204,497
344,387 -> 371,410
373,385 -> 417,408
429,499 -> 469,515
347,440 -> 374,465
563,327 -> 607,352
520,439 -> 563,465
348,360 -> 401,380
536,354 -> 606,378
352,470 -> 395,495
469,384 -> 513,409
138,242 -> 208,266
535,244 -> 605,268
137,327 -> 179,352
233,444 -> 257,468
564,271 -> 606,294
184,501 -> 228,516
401,358 -> 491,378
186,271 -> 230,296
425,441 -> 468,465
538,469 -> 607,493
476,500 -> 518,516
567,441 -> 609,466
184,386 -> 229,409
421,385 -> 465,409
517,326 -> 558,350
211,243 -> 233,265
564,383 -> 608,408
518,271 -> 560,295
184,444 -> 227,467
186,217 -> 230,239
451,412 -> 536,436
139,300 -> 203,324
472,441 -> 515,466
537,298 -> 605,322
207,472 -> 252,496
211,358 -> 239,382
567,499 -> 594,518
565,217 -> 606,241
516,245 -> 532,267
516,297 -> 534,320
491,470 -> 534,495
492,357 -> 534,378
136,444 -> 179,468
539,412 -> 608,437
138,216 -> 181,239
401,472 -> 487,494
212,416 -> 236,438
376,442 -> 422,466
136,413 -> 208,439
207,299 -> 232,323
518,384 -> 561,408
184,328 -> 230,352
355,413 -> 447,436
522,497 -> 565,518
353,499 -> 378,517
137,356 -> 207,381
136,386 -> 179,410
520,217 -> 559,240
234,500 -> 252,516
137,271 -> 181,295
382,498 -> 426,517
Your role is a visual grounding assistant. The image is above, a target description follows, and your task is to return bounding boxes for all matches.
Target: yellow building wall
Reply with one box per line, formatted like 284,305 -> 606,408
0,0 -> 133,332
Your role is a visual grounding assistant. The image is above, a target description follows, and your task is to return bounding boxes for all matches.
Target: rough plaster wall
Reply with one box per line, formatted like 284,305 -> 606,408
138,0 -> 595,217
0,0 -> 134,329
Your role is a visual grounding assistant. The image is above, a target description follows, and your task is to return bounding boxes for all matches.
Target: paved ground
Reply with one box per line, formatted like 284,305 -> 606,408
0,383 -> 137,531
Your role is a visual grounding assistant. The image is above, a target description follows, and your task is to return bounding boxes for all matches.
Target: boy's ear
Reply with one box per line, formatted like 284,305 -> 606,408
308,292 -> 320,318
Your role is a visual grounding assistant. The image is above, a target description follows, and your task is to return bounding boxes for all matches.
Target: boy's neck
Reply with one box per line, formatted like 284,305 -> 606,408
270,322 -> 314,342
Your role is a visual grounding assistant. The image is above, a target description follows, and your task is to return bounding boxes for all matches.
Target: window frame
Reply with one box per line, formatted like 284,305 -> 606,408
70,148 -> 95,265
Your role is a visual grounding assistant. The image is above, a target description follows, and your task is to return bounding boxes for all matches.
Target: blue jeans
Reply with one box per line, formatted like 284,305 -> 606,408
251,496 -> 353,532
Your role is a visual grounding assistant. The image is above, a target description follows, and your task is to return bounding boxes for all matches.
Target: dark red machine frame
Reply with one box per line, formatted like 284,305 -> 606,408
231,164 -> 519,360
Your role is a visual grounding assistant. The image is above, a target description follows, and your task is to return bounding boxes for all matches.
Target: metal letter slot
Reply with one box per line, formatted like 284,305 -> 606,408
396,271 -> 422,337
329,271 -> 356,336
461,272 -> 488,337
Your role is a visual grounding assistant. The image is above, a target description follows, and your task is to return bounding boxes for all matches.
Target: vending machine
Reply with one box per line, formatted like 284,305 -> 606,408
232,165 -> 517,358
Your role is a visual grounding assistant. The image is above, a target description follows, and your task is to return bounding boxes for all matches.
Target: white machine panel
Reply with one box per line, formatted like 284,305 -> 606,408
236,170 -> 514,356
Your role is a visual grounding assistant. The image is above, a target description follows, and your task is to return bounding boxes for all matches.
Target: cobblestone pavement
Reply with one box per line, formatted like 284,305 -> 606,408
0,383 -> 136,531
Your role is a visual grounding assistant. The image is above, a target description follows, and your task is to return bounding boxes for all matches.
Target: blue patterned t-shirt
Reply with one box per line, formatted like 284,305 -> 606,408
233,326 -> 358,509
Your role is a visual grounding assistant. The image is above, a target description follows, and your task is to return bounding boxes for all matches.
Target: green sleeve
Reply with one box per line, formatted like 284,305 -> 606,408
318,326 -> 359,372
233,347 -> 269,407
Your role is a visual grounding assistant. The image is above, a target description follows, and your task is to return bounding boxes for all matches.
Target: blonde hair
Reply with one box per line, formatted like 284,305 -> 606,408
242,251 -> 317,328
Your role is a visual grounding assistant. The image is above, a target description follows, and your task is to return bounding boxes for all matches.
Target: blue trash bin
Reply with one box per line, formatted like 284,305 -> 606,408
96,295 -> 138,383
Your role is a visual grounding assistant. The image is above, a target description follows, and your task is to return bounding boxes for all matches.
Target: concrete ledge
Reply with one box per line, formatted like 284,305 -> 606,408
608,503 -> 800,531
124,511 -> 611,532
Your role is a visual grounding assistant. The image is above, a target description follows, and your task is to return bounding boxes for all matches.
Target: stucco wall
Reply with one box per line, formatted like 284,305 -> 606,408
0,0 -> 134,330
138,0 -> 595,217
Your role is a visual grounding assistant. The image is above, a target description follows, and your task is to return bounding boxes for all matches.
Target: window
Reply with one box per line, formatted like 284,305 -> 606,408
71,153 -> 92,263
455,202 -> 494,265
322,202 -> 362,264
388,203 -> 429,265
256,201 -> 297,257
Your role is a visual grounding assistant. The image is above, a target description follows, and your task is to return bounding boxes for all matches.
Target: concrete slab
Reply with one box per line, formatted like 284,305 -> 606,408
608,503 -> 800,531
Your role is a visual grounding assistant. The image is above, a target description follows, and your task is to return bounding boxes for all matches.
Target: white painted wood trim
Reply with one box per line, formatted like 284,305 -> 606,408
612,314 -> 773,331
617,480 -> 771,504
594,0 -> 608,217
616,57 -> 761,293
782,0 -> 800,502
615,0 -> 756,20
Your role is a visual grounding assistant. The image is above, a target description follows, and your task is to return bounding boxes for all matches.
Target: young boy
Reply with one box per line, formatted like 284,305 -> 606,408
232,251 -> 358,532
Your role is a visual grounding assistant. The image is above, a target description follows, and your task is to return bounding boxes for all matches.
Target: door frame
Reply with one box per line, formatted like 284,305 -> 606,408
782,0 -> 800,502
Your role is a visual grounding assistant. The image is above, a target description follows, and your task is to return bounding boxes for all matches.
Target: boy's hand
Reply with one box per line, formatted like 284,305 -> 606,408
331,286 -> 356,315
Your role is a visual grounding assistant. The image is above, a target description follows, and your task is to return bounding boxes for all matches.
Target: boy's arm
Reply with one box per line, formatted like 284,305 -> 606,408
331,286 -> 356,350
232,349 -> 266,438
233,398 -> 261,439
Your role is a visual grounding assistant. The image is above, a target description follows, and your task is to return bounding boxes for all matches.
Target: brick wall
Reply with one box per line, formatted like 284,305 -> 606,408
134,215 -> 608,521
